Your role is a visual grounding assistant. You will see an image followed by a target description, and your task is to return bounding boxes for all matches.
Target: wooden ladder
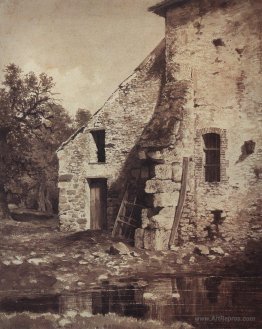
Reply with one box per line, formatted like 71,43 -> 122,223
168,157 -> 189,248
112,172 -> 143,241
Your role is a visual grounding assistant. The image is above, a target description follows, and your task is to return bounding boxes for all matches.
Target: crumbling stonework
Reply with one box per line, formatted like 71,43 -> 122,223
58,0 -> 262,250
57,40 -> 165,231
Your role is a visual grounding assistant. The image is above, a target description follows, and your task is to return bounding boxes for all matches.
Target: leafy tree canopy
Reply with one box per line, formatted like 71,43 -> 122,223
0,64 -> 74,217
75,108 -> 92,128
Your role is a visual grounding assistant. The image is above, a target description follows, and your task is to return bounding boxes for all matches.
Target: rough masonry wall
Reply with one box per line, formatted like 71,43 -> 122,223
57,130 -> 90,231
165,0 -> 262,245
58,41 -> 165,231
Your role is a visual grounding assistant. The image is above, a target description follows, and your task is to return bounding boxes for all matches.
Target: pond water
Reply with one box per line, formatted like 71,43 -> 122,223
0,275 -> 261,328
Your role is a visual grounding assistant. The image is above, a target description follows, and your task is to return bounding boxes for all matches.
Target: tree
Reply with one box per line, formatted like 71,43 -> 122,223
75,108 -> 92,128
23,104 -> 74,213
7,104 -> 74,214
0,64 -> 58,219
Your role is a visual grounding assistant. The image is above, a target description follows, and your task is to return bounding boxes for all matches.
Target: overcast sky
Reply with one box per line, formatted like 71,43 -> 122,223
0,0 -> 164,115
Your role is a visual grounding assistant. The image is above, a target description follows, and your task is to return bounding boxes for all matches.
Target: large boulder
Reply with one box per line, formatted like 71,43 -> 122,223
153,192 -> 179,207
144,228 -> 170,251
154,165 -> 173,180
172,163 -> 182,182
149,207 -> 175,230
145,179 -> 181,193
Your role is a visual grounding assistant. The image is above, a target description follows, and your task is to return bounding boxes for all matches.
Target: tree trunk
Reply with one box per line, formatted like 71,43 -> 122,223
0,128 -> 11,220
38,180 -> 53,214
0,185 -> 11,219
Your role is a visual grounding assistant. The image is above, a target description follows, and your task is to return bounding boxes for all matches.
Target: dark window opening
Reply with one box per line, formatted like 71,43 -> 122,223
203,133 -> 220,182
211,210 -> 223,225
91,130 -> 106,163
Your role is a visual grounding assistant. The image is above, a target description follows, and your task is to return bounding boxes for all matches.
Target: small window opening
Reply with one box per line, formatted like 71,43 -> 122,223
91,130 -> 105,163
203,133 -> 220,182
211,210 -> 223,225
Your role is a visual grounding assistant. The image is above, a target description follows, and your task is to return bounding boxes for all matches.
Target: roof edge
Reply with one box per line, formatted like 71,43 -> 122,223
56,126 -> 85,153
148,0 -> 189,17
56,39 -> 166,153
93,38 -> 165,118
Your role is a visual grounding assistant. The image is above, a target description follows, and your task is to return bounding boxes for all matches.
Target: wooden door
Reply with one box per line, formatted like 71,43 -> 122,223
90,179 -> 107,230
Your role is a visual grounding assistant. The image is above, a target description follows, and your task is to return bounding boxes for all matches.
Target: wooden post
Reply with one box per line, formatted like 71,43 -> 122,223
168,157 -> 189,248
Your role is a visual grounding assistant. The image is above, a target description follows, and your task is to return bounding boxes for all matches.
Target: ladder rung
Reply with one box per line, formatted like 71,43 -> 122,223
124,201 -> 144,208
120,215 -> 137,222
116,219 -> 137,228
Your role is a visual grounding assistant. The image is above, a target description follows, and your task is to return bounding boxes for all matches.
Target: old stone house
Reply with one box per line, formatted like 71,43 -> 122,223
57,0 -> 262,250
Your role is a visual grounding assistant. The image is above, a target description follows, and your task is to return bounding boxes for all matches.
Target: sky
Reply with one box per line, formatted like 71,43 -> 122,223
0,0 -> 164,116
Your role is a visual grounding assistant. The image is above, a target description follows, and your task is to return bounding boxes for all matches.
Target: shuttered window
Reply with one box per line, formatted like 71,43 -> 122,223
203,133 -> 220,182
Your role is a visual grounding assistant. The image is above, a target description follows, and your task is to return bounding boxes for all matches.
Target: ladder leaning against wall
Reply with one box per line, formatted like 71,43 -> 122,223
112,170 -> 143,242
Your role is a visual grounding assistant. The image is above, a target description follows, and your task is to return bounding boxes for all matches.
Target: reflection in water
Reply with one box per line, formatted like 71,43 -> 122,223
0,295 -> 60,313
0,276 -> 260,328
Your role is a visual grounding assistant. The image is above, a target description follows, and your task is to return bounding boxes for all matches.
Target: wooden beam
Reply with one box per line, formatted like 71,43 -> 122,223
168,157 -> 189,248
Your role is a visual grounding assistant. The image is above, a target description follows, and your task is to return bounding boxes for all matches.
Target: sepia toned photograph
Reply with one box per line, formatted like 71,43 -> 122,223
0,0 -> 261,328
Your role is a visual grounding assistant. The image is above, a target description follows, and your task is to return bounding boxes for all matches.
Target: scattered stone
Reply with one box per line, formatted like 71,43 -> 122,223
59,318 -> 71,327
2,260 -> 11,266
208,255 -> 216,261
29,278 -> 37,284
92,251 -> 105,258
143,292 -> 157,300
172,292 -> 180,299
240,246 -> 245,251
12,259 -> 23,265
77,281 -> 85,286
27,258 -> 48,265
72,254 -> 82,259
189,256 -> 195,263
56,253 -> 66,258
194,245 -> 210,256
79,260 -> 88,265
64,310 -> 77,318
8,203 -> 18,210
80,311 -> 92,318
170,245 -> 179,252
137,280 -> 148,287
176,258 -> 183,264
98,274 -> 108,281
130,251 -> 139,257
109,242 -> 130,255
210,247 -> 225,255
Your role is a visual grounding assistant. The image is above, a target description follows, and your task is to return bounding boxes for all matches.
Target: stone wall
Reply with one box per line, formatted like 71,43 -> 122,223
57,40 -> 165,231
165,0 -> 262,246
58,0 -> 261,251
135,0 -> 262,250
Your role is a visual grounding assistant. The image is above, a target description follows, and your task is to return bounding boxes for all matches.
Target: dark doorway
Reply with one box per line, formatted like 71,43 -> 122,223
89,178 -> 107,230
